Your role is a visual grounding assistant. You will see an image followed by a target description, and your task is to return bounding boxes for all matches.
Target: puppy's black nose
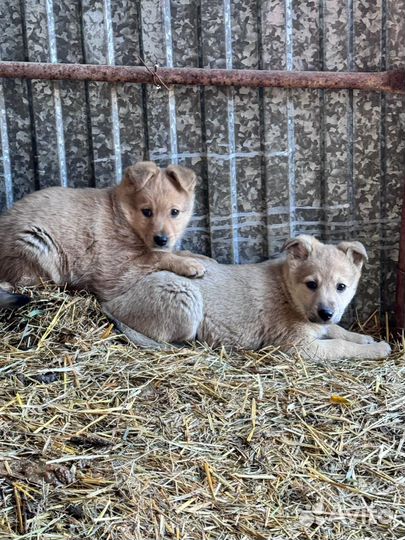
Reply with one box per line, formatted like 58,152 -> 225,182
318,308 -> 334,322
154,234 -> 168,247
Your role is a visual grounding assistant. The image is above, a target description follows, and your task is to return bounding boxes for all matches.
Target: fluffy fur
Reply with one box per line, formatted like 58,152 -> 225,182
104,235 -> 391,360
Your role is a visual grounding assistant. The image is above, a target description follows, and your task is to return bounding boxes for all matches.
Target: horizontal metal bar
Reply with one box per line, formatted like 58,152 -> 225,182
0,61 -> 404,93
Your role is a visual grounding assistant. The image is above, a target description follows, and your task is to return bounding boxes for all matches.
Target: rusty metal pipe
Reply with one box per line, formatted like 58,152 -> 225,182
0,61 -> 404,93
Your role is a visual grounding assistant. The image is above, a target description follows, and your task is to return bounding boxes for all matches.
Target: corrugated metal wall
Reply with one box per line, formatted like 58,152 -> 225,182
0,0 -> 404,319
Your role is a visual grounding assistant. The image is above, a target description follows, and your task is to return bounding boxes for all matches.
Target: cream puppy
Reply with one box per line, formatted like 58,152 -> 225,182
104,235 -> 391,360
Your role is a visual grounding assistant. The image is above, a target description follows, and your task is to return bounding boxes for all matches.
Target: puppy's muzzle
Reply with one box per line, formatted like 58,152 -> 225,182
154,234 -> 168,247
317,307 -> 334,322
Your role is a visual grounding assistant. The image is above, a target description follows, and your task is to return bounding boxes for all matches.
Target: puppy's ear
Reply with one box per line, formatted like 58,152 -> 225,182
166,165 -> 197,193
282,235 -> 315,260
337,241 -> 368,268
122,161 -> 159,191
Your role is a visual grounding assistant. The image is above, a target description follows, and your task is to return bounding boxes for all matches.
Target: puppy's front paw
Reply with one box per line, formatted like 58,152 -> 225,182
373,341 -> 391,358
180,258 -> 206,278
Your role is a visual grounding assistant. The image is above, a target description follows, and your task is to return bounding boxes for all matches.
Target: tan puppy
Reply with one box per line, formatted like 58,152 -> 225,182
104,235 -> 391,360
0,161 -> 204,303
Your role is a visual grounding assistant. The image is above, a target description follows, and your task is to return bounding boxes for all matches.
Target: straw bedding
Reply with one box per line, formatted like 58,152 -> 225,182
0,284 -> 404,539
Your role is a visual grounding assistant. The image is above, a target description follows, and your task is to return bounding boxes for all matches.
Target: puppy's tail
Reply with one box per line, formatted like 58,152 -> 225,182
102,305 -> 178,351
0,288 -> 31,309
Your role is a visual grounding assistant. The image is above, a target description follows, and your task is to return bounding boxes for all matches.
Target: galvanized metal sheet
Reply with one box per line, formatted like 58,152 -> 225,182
0,0 -> 404,320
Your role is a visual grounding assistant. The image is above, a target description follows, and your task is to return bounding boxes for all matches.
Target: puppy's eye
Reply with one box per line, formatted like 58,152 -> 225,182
171,209 -> 180,218
142,209 -> 153,218
337,283 -> 346,292
306,281 -> 318,291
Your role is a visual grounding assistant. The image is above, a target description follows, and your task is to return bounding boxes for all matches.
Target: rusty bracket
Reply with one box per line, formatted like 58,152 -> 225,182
0,61 -> 404,93
136,57 -> 169,90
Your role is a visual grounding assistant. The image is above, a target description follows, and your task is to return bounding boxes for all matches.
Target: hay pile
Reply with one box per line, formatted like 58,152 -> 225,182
0,285 -> 404,539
